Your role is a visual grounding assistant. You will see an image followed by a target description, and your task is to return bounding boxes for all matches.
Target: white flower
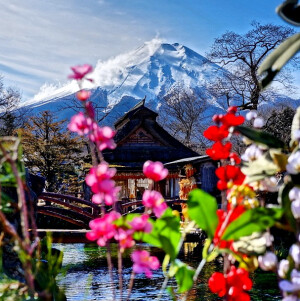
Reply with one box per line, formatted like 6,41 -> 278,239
259,177 -> 279,192
282,295 -> 299,301
289,187 -> 300,201
258,251 -> 277,271
253,117 -> 265,128
280,270 -> 300,293
290,244 -> 300,265
263,232 -> 274,247
287,152 -> 300,175
278,259 -> 290,278
241,144 -> 263,162
292,200 -> 300,219
292,269 -> 300,285
246,110 -> 258,121
293,130 -> 300,141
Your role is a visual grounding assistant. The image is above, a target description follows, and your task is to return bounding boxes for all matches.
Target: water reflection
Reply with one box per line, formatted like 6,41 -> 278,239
54,243 -> 281,301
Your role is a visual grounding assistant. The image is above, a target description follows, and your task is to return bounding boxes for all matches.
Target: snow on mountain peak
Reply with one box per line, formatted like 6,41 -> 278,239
21,39 -> 226,121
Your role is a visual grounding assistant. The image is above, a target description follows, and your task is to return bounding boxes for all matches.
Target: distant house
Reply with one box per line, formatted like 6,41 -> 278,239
103,99 -> 217,200
165,156 -> 219,201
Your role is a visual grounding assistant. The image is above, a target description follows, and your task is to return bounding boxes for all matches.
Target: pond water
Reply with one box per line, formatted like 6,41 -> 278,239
54,243 -> 281,301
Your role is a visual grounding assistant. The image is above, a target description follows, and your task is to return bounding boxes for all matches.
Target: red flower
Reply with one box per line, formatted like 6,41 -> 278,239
209,266 -> 252,301
221,113 -> 245,128
206,141 -> 232,160
229,152 -> 241,164
227,106 -> 238,114
208,272 -> 226,297
215,165 -> 245,190
203,125 -> 229,141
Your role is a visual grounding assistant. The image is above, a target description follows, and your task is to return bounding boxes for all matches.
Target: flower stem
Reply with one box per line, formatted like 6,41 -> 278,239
126,271 -> 135,301
106,242 -> 116,301
155,275 -> 169,301
193,257 -> 207,282
118,248 -> 123,300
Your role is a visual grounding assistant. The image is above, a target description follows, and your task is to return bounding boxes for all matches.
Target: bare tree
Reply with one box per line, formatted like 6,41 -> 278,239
0,79 -> 28,135
158,85 -> 208,151
207,21 -> 296,110
59,89 -> 111,123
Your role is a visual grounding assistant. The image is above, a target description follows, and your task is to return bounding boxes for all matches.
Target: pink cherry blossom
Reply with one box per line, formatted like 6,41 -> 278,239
114,228 -> 135,251
76,90 -> 91,101
89,124 -> 116,151
131,250 -> 160,278
68,64 -> 93,80
92,185 -> 121,206
85,163 -> 120,205
129,214 -> 152,233
86,211 -> 121,246
143,160 -> 168,181
68,112 -> 92,135
86,162 -> 117,185
142,190 -> 167,218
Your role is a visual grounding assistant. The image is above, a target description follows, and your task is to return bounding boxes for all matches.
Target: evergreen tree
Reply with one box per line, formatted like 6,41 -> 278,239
17,111 -> 84,192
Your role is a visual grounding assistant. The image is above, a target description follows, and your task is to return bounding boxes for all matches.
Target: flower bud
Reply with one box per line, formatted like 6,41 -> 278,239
289,187 -> 300,201
76,90 -> 91,101
258,251 -> 277,271
293,129 -> 300,142
291,199 -> 300,219
282,296 -> 298,301
246,110 -> 258,121
291,269 -> 300,285
227,106 -> 237,114
290,244 -> 300,265
278,259 -> 290,278
253,117 -> 264,128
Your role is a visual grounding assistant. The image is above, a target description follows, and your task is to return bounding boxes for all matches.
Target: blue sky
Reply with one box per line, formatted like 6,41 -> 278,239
0,0 -> 296,101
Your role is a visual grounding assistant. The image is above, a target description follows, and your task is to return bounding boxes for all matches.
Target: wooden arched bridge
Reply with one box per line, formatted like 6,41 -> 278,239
36,192 -> 204,243
37,192 -> 187,228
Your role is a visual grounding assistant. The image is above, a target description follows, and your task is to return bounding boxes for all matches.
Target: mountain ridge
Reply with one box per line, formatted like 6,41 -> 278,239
20,39 -> 297,125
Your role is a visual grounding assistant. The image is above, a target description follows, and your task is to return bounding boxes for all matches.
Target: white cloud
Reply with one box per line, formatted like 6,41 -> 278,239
0,0 -> 158,100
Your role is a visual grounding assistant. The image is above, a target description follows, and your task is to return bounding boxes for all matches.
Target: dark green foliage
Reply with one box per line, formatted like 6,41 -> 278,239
263,106 -> 295,146
18,111 -> 83,192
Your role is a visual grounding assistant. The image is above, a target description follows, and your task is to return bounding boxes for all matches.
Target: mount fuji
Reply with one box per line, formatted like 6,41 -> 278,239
20,39 -> 227,123
20,39 -> 297,125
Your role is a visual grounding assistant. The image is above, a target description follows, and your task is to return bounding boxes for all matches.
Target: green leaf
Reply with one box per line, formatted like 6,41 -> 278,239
278,182 -> 297,231
141,208 -> 181,260
166,287 -> 177,301
221,207 -> 283,241
187,189 -> 218,239
235,126 -> 286,149
258,33 -> 300,88
172,260 -> 195,293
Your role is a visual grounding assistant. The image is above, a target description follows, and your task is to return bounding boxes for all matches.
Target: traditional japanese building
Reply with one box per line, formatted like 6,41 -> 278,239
103,99 -> 216,200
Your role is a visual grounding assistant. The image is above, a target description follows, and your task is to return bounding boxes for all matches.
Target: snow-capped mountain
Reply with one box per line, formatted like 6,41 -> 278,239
20,39 -> 298,125
20,39 -> 226,123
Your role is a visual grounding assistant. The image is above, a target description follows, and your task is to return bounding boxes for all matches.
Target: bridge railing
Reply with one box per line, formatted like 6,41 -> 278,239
37,193 -> 188,226
116,198 -> 187,215
38,192 -> 101,227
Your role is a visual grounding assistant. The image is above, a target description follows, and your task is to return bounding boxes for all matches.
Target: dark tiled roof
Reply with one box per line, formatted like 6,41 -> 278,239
103,100 -> 199,168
